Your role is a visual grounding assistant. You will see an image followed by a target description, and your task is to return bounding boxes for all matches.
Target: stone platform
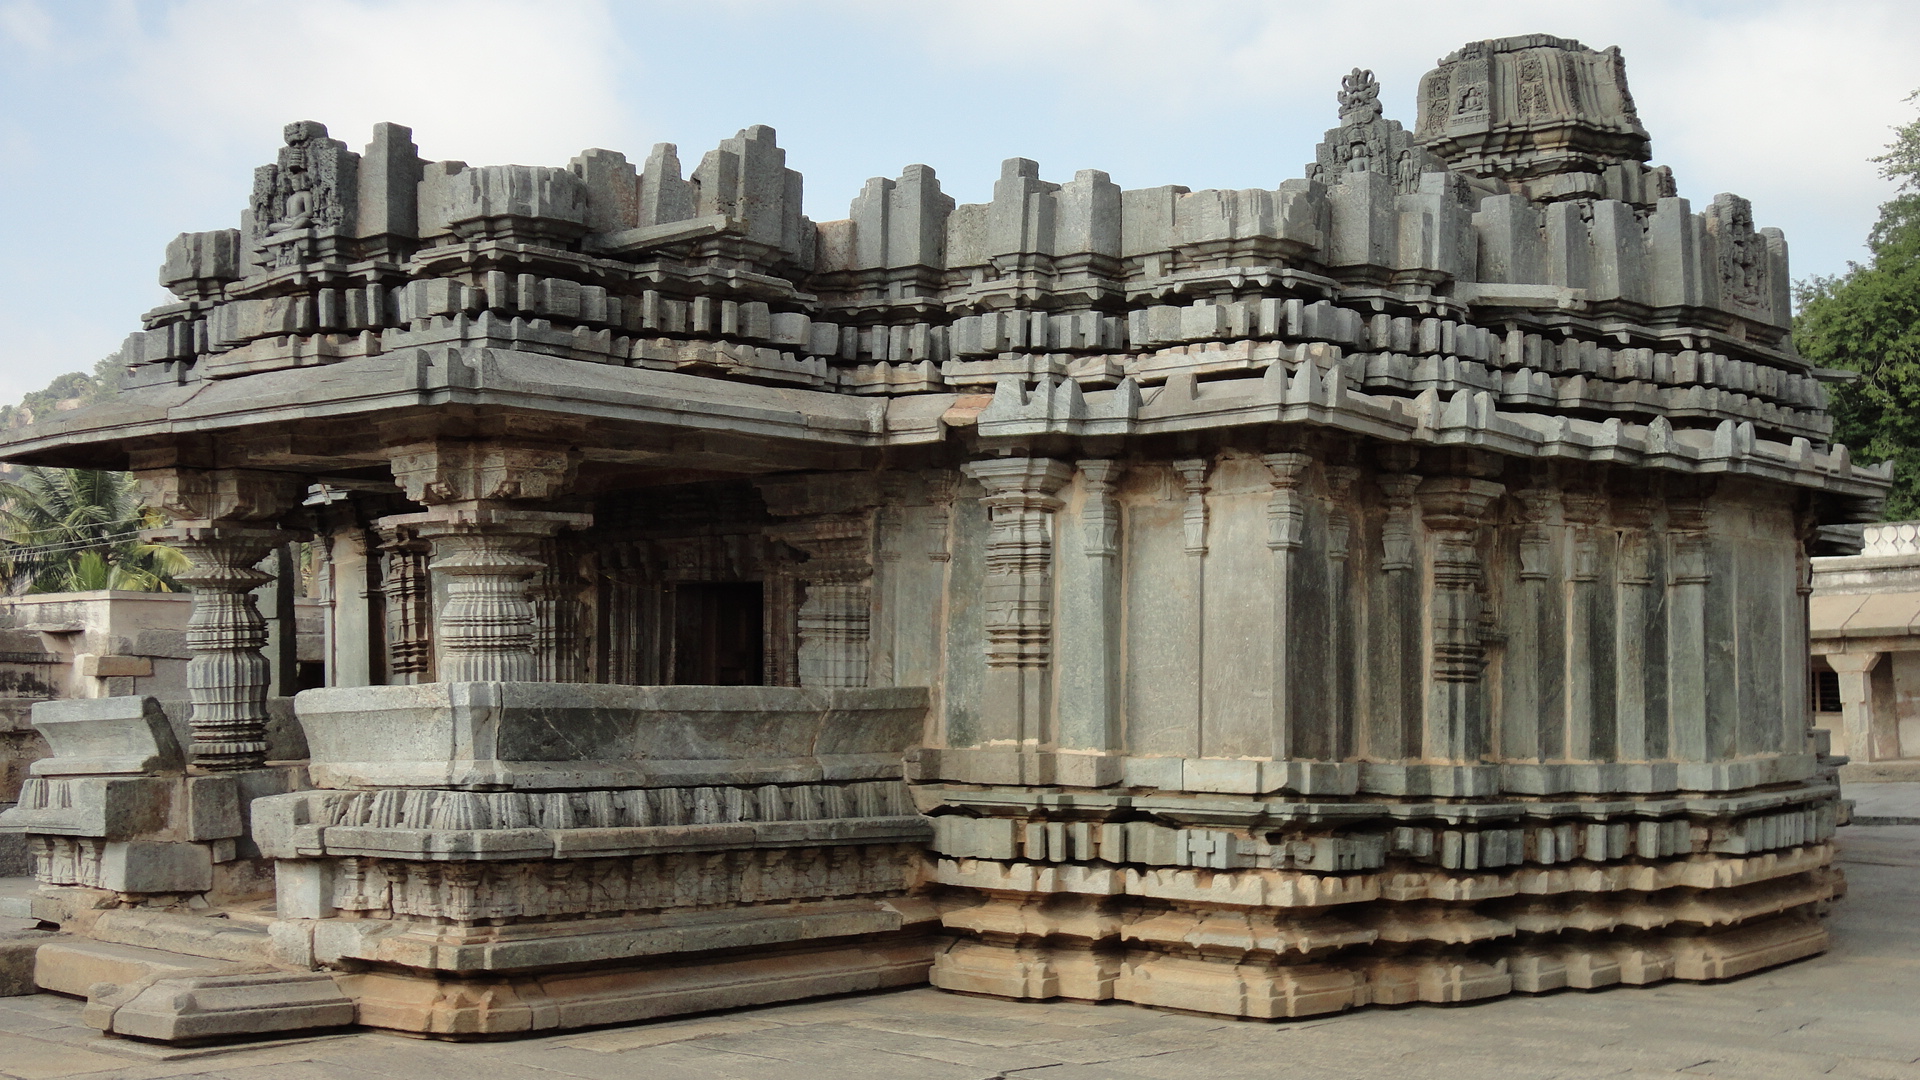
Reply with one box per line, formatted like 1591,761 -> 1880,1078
0,825 -> 1913,1080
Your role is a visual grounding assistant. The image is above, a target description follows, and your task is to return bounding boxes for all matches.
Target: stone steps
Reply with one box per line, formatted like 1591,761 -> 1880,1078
33,938 -> 253,998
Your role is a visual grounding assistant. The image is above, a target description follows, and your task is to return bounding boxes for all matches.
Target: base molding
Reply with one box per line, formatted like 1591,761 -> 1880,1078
930,915 -> 1828,1019
338,934 -> 936,1037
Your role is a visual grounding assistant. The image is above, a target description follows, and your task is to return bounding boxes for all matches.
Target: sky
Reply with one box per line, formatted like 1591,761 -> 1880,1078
0,0 -> 1914,403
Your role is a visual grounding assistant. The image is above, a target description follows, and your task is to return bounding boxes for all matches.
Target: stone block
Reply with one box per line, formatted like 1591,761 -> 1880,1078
100,840 -> 213,893
74,654 -> 153,678
0,775 -> 174,838
297,682 -> 927,790
0,929 -> 50,995
27,697 -> 181,777
87,971 -> 354,1042
34,938 -> 244,997
275,859 -> 335,920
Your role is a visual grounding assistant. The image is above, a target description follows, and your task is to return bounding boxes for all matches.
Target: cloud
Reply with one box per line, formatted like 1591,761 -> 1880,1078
115,0 -> 634,166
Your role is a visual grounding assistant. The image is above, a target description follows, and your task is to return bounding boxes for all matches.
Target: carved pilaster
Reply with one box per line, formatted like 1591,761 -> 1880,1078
1503,487 -> 1564,762
961,457 -> 1074,746
1561,490 -> 1611,760
1666,495 -> 1713,762
1060,460 -> 1123,751
757,474 -> 882,690
1324,465 -> 1359,563
375,524 -> 433,683
1417,476 -> 1504,763
1612,496 -> 1656,760
926,470 -> 960,562
1379,474 -> 1419,573
1079,461 -> 1121,560
1263,452 -> 1313,759
1173,459 -> 1211,556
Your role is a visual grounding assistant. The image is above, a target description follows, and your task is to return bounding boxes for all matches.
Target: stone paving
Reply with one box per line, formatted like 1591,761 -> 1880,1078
0,826 -> 1915,1080
1850,782 -> 1920,825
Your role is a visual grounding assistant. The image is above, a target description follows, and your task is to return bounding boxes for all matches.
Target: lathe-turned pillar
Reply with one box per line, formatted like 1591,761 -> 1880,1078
134,465 -> 304,771
380,440 -> 589,683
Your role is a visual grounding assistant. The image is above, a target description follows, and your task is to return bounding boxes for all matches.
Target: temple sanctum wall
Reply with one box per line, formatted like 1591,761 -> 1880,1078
0,33 -> 1884,1040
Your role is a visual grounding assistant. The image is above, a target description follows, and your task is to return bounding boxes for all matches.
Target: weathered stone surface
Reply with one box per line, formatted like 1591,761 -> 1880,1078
84,971 -> 353,1041
24,698 -> 179,777
33,938 -> 251,998
292,682 -> 928,789
0,929 -> 50,996
0,31 -> 1881,1040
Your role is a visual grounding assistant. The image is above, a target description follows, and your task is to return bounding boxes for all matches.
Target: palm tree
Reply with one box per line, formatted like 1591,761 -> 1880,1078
0,468 -> 187,593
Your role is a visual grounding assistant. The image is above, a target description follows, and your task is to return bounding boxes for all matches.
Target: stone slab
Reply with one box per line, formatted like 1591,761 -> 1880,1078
297,682 -> 928,790
86,971 -> 353,1041
33,938 -> 252,998
339,936 -> 934,1037
0,929 -> 53,996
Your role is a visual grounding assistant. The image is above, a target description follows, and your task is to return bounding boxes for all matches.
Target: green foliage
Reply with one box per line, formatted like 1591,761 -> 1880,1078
1794,90 -> 1920,519
0,468 -> 185,594
0,352 -> 121,431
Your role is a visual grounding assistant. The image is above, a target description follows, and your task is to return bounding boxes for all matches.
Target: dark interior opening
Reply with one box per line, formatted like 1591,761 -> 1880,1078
1812,668 -> 1842,713
672,581 -> 765,685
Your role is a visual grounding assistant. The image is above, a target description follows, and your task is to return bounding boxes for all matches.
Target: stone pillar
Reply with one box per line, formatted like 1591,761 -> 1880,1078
134,467 -> 304,771
1416,476 -> 1503,763
1826,651 -> 1882,761
961,458 -> 1074,747
1263,451 -> 1311,759
758,475 -> 882,690
381,441 -> 589,684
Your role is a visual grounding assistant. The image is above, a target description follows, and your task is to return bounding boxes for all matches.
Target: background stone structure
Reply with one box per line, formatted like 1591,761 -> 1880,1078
0,33 -> 1883,1040
1810,522 -> 1920,781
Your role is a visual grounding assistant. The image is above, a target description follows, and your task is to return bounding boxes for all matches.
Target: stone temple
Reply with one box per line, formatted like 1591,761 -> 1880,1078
0,34 -> 1887,1040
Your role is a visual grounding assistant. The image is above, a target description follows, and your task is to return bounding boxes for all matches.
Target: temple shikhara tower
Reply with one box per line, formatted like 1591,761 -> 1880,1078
0,34 -> 1883,1039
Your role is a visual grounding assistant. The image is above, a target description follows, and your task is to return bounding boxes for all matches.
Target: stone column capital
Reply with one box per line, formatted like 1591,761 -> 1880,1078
387,440 -> 580,507
961,457 -> 1074,507
131,467 -> 304,529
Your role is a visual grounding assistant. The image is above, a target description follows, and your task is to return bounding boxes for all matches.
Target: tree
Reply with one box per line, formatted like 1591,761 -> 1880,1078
1795,91 -> 1920,519
0,468 -> 186,593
